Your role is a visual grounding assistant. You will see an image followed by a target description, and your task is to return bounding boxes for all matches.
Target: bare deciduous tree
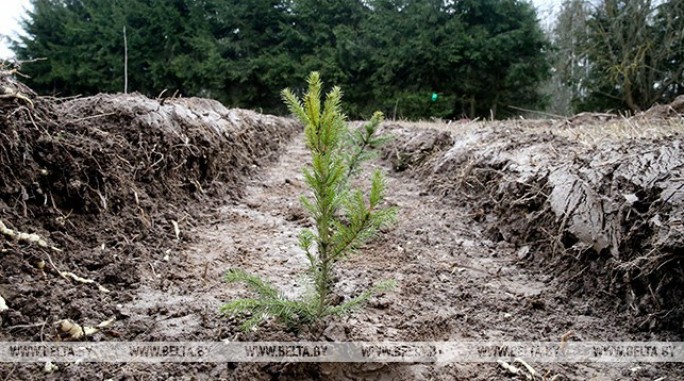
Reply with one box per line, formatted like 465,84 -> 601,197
583,0 -> 684,111
547,0 -> 592,115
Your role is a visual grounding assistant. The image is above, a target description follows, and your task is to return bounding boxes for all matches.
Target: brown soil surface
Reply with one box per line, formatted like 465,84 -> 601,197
0,80 -> 683,380
384,120 -> 684,332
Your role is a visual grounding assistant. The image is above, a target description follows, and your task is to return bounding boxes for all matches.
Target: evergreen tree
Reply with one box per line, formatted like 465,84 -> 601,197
453,0 -> 550,118
286,0 -> 372,115
13,0 -> 552,119
358,0 -> 466,119
14,0 -> 224,97
358,0 -> 549,119
218,0 -> 299,112
221,73 -> 396,331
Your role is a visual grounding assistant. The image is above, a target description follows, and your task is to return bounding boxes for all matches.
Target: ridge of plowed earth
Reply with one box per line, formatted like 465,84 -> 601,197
382,119 -> 684,333
0,90 -> 298,380
10,128 -> 680,381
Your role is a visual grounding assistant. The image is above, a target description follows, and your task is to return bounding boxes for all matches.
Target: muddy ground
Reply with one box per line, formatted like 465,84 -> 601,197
0,76 -> 683,380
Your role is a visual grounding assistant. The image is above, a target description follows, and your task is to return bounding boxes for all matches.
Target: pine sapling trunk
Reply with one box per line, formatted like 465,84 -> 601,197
315,150 -> 333,318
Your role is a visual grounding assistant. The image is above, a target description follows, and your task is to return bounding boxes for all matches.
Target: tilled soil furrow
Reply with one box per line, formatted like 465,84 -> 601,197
120,132 -> 681,380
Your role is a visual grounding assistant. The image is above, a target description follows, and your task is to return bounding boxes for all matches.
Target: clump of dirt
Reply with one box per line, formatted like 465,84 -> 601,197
384,119 -> 684,332
383,127 -> 453,172
0,72 -> 299,339
640,95 -> 684,119
555,95 -> 684,124
562,112 -> 618,126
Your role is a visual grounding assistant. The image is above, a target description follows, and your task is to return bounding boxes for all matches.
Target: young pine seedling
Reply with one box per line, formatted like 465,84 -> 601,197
220,72 -> 397,331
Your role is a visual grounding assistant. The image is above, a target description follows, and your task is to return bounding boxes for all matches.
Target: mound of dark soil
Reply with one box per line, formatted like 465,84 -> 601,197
384,121 -> 684,332
0,74 -> 299,339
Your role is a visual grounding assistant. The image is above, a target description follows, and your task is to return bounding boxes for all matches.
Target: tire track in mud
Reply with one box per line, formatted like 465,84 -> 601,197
122,133 -> 677,380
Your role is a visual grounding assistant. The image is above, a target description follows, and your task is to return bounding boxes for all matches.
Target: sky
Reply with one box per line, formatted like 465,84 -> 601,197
0,0 -> 31,58
0,0 -> 560,59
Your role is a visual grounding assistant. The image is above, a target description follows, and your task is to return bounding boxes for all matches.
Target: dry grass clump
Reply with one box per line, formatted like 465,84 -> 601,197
548,118 -> 684,145
383,116 -> 684,146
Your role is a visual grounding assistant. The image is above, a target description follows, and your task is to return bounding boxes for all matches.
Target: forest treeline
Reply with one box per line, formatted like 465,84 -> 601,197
10,0 -> 684,119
